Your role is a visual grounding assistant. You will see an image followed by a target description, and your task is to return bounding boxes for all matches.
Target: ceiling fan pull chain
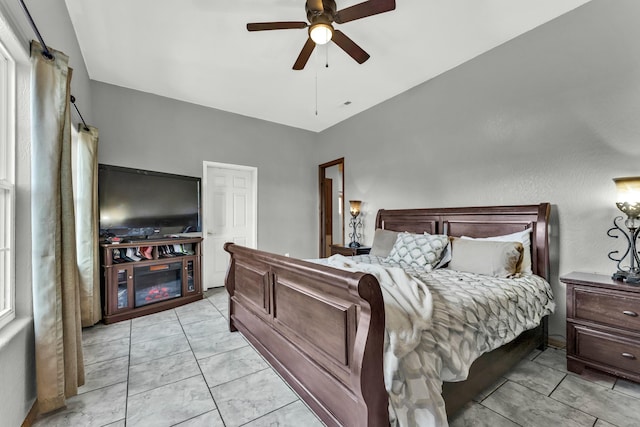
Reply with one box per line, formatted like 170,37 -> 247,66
326,44 -> 329,68
315,72 -> 318,116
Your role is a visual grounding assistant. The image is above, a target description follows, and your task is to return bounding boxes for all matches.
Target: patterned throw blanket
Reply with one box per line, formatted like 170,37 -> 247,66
322,255 -> 555,427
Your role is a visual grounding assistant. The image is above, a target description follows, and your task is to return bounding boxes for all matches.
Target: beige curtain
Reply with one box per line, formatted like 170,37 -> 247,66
30,41 -> 84,414
72,125 -> 101,326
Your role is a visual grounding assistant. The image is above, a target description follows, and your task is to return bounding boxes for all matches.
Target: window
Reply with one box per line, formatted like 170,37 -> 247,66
0,38 -> 15,330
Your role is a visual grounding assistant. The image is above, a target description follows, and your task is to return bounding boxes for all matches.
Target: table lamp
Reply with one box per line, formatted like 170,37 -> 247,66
608,177 -> 640,284
348,200 -> 362,248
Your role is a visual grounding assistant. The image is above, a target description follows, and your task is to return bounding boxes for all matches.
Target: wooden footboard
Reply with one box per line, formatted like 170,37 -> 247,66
224,243 -> 389,427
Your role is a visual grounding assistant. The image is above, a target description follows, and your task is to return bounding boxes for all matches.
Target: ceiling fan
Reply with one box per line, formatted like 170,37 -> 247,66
246,0 -> 396,70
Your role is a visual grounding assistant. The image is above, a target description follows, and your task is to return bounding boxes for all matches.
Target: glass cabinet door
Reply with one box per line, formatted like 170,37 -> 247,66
115,265 -> 133,310
185,258 -> 195,293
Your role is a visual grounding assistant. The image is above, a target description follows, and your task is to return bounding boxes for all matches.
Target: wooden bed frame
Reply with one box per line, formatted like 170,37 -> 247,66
224,203 -> 551,426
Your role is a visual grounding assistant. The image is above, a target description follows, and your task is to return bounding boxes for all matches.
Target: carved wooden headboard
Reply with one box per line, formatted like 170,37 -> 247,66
375,203 -> 551,280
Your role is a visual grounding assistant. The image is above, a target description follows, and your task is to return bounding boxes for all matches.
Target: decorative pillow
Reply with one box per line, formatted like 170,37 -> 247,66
448,238 -> 524,278
434,237 -> 452,269
385,232 -> 449,269
460,228 -> 533,274
370,229 -> 399,257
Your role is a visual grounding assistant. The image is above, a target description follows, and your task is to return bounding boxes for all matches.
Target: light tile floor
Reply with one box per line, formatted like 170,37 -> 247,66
33,288 -> 640,427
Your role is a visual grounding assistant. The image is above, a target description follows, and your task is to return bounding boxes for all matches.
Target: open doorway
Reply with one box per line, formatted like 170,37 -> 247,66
319,158 -> 344,257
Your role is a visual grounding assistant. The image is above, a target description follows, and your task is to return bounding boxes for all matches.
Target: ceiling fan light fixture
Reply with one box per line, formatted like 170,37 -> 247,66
310,23 -> 333,44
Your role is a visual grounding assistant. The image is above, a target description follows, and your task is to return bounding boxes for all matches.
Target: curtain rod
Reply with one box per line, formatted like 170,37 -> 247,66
18,0 -> 53,60
19,0 -> 90,131
70,96 -> 90,131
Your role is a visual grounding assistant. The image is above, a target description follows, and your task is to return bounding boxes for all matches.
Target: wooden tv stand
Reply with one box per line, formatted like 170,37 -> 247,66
100,236 -> 203,324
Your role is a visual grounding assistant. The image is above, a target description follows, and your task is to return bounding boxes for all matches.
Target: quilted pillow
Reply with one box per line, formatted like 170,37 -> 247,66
385,232 -> 449,269
434,236 -> 452,269
448,237 -> 524,278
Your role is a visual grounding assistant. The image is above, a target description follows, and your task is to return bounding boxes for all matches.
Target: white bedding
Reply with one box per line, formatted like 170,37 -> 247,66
320,254 -> 555,427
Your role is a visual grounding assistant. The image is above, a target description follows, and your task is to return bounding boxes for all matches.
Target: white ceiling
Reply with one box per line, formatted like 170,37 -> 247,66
64,0 -> 591,133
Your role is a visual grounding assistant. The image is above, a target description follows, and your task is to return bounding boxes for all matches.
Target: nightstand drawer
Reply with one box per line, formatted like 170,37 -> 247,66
574,325 -> 640,375
574,288 -> 640,331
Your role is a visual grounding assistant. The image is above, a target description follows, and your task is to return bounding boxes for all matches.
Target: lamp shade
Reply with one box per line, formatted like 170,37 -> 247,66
614,176 -> 640,218
310,23 -> 333,45
349,200 -> 361,217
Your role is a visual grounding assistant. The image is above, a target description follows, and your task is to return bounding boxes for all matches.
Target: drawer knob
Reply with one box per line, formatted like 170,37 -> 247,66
621,352 -> 636,360
623,310 -> 638,317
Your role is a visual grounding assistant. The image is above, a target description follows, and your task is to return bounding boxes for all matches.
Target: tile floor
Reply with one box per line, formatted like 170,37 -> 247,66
32,288 -> 640,427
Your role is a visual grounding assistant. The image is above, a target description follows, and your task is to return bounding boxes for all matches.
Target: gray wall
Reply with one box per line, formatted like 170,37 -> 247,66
316,0 -> 640,341
91,82 -> 318,258
0,0 -> 93,425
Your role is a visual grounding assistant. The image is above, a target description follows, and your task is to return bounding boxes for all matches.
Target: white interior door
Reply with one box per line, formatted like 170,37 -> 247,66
202,162 -> 257,289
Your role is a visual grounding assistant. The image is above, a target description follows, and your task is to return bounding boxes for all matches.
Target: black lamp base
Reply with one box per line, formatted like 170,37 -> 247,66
348,242 -> 361,248
612,270 -> 640,285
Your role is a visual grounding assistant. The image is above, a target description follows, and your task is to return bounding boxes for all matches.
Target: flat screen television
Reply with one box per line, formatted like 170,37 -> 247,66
98,164 -> 201,239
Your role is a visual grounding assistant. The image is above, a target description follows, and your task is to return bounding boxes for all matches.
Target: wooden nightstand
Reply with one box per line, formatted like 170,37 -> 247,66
330,244 -> 371,257
560,271 -> 640,383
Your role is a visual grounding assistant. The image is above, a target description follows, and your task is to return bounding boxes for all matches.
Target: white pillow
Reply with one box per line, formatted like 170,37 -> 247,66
370,229 -> 399,257
385,232 -> 449,269
460,228 -> 532,274
448,238 -> 524,278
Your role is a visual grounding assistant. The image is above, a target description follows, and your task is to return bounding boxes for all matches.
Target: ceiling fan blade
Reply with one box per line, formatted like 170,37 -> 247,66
293,38 -> 316,70
331,30 -> 370,64
334,0 -> 396,24
247,22 -> 308,31
306,0 -> 324,13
